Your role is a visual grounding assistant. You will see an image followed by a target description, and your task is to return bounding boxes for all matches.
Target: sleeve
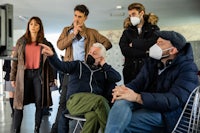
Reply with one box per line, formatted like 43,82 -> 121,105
46,59 -> 55,83
48,54 -> 78,74
119,26 -> 159,58
102,63 -> 121,82
10,40 -> 20,81
53,69 -> 58,80
92,29 -> 112,50
101,63 -> 121,107
119,30 -> 148,58
57,26 -> 75,50
141,62 -> 199,112
131,26 -> 159,50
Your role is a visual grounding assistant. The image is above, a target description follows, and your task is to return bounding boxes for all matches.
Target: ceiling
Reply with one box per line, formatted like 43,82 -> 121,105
0,0 -> 200,34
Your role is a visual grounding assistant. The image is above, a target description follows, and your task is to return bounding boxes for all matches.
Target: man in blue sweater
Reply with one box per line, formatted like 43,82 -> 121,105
40,42 -> 121,133
105,31 -> 199,133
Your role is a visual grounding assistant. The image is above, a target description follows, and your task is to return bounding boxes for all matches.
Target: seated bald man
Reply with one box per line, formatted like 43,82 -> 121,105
105,31 -> 199,133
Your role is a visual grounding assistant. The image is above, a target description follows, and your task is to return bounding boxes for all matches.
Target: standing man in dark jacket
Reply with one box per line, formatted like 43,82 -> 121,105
120,3 -> 159,84
105,31 -> 199,133
41,42 -> 121,133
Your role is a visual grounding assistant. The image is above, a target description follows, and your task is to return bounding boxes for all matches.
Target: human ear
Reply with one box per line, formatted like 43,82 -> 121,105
140,10 -> 145,16
170,47 -> 178,54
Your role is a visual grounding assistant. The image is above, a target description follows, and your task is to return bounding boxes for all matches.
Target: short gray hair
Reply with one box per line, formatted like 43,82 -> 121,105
92,43 -> 106,58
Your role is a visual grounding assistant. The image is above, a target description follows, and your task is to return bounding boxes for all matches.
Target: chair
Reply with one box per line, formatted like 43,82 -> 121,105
65,114 -> 86,133
172,86 -> 200,133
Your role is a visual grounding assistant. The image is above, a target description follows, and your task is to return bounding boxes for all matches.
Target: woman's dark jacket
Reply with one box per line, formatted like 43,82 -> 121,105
126,43 -> 199,132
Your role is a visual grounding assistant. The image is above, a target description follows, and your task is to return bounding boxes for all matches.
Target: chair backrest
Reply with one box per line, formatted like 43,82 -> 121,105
172,86 -> 200,133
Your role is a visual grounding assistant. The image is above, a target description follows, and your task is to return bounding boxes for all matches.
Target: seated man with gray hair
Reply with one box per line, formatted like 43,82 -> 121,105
40,43 -> 121,133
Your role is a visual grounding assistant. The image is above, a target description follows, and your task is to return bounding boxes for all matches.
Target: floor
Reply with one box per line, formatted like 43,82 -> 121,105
0,91 -> 60,133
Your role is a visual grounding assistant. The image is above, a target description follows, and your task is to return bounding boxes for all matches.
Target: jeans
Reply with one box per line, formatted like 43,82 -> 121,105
58,110 -> 70,133
105,100 -> 164,133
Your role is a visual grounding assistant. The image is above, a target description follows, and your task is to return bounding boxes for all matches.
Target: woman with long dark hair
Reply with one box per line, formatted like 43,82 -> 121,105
10,16 -> 55,133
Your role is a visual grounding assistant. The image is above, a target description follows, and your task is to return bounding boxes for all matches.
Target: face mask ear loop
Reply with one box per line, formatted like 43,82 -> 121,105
162,47 -> 173,52
161,47 -> 173,59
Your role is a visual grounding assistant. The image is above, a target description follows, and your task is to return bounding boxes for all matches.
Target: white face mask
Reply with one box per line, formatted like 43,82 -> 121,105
149,44 -> 173,60
130,16 -> 140,26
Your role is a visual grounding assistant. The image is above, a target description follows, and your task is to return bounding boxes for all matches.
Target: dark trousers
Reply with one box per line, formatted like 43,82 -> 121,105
13,69 -> 42,133
51,74 -> 68,133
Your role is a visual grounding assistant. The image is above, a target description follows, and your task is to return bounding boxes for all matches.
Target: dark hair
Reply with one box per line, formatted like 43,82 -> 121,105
74,4 -> 89,16
128,3 -> 145,13
24,16 -> 44,44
